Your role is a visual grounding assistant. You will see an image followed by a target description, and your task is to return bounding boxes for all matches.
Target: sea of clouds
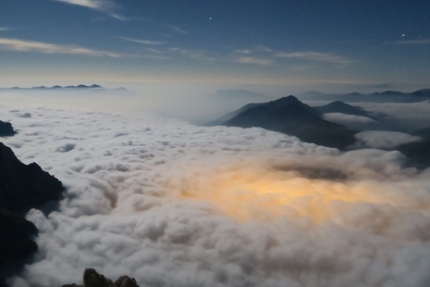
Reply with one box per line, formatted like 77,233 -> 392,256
1,104 -> 430,287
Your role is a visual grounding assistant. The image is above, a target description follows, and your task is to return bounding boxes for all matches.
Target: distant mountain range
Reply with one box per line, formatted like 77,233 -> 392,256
0,84 -> 128,92
300,89 -> 430,103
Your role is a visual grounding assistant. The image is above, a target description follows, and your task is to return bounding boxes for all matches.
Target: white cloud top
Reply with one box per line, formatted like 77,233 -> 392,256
1,104 -> 429,287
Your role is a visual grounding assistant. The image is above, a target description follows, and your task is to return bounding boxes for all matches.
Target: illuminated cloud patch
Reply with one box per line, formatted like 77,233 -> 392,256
52,0 -> 124,20
0,38 -> 122,57
235,57 -> 273,66
1,105 -> 430,287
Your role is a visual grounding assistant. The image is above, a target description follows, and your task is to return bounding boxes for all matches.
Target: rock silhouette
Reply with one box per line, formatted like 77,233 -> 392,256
0,121 -> 15,137
0,142 -> 64,213
62,268 -> 140,287
0,142 -> 64,285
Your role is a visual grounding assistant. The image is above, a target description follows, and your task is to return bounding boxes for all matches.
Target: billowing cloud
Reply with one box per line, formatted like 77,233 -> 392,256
235,57 -> 273,66
275,51 -> 351,64
121,37 -> 164,46
358,102 -> 430,131
0,37 -> 122,57
355,131 -> 422,149
52,0 -> 124,20
1,100 -> 430,287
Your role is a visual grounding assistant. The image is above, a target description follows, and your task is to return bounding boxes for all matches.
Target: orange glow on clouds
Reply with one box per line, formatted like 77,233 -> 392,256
171,162 -> 413,223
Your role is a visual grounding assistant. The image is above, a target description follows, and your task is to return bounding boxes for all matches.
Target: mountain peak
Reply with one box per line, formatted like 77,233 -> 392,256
221,95 -> 356,149
275,95 -> 300,103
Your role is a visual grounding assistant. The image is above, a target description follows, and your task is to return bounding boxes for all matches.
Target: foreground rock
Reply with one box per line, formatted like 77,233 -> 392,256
0,142 -> 64,213
62,268 -> 139,287
0,121 -> 15,137
0,210 -> 38,281
0,142 -> 65,285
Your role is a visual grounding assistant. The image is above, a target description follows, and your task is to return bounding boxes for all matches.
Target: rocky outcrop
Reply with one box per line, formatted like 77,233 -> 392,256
62,269 -> 140,287
0,142 -> 65,285
0,121 -> 15,137
0,210 -> 38,278
0,142 -> 64,213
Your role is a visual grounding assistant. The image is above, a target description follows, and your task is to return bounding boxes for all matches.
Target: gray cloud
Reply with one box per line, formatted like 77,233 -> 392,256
121,37 -> 164,46
355,131 -> 422,149
235,57 -> 273,66
1,101 -> 430,287
390,39 -> 430,45
275,51 -> 352,64
323,112 -> 377,125
165,25 -> 187,34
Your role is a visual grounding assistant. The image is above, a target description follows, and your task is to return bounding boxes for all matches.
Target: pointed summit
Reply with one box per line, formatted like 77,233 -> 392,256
221,96 -> 356,149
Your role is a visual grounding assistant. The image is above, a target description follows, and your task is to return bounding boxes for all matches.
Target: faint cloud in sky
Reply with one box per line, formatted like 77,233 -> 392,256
121,37 -> 164,45
235,57 -> 273,66
165,25 -> 187,34
52,0 -> 126,20
234,49 -> 252,54
275,51 -> 351,64
0,37 -> 122,57
0,27 -> 10,32
390,39 -> 430,45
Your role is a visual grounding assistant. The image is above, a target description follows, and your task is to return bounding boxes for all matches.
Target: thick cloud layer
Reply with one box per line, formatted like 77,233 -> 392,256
2,106 -> 430,287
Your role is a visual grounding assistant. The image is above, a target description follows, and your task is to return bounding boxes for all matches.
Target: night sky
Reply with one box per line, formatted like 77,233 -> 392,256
1,0 -> 429,91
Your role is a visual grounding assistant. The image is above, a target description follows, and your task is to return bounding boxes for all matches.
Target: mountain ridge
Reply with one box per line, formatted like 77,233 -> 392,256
300,88 -> 430,103
218,95 -> 357,149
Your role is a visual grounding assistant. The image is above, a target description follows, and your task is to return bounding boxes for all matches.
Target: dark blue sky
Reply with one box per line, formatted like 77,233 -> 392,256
1,0 -> 429,91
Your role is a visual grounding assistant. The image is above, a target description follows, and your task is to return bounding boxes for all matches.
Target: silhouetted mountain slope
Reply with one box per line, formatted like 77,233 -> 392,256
208,103 -> 260,125
395,126 -> 430,168
413,127 -> 430,140
222,96 -> 356,149
300,89 -> 430,103
0,209 -> 38,282
396,140 -> 430,169
0,121 -> 15,137
0,143 -> 64,213
0,143 -> 65,284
